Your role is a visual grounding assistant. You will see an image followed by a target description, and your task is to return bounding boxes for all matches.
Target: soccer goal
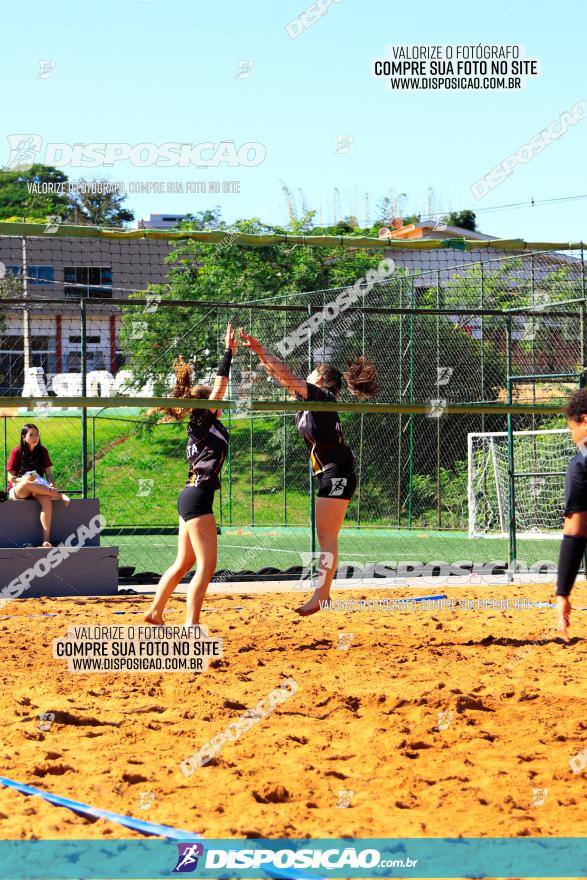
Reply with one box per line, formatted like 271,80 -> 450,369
468,428 -> 574,539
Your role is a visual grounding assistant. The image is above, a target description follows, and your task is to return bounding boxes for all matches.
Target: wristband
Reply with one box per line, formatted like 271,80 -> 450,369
217,349 -> 233,377
556,534 -> 586,597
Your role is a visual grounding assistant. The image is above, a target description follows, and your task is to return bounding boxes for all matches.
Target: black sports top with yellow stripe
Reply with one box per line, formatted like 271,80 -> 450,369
186,409 -> 229,490
295,382 -> 355,476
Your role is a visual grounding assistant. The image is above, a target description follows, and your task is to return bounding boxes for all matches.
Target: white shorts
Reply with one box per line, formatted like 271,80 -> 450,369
8,485 -> 40,500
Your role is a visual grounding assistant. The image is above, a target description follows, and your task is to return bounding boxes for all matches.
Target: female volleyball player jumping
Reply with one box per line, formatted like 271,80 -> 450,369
145,323 -> 237,627
555,389 -> 587,642
6,423 -> 70,547
239,330 -> 378,616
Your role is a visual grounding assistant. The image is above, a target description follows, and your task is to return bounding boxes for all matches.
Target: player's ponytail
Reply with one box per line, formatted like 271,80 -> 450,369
342,356 -> 379,400
314,357 -> 379,400
161,357 -> 213,421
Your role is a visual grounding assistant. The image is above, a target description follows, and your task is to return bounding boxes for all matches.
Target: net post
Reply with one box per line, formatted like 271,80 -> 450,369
80,297 -> 88,499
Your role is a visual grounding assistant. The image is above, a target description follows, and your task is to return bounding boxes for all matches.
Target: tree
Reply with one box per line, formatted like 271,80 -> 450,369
0,165 -> 70,220
180,207 -> 224,230
444,209 -> 477,231
119,216 -> 397,393
67,178 -> 134,226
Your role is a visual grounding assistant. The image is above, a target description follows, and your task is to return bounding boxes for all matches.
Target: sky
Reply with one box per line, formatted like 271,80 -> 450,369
2,0 -> 586,242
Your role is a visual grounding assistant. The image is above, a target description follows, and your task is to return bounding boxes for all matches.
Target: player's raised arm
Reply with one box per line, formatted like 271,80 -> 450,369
238,331 -> 308,399
209,323 -> 238,402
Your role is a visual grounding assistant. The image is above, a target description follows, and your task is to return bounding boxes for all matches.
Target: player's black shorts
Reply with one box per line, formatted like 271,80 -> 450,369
564,452 -> 587,515
177,486 -> 215,521
316,469 -> 357,500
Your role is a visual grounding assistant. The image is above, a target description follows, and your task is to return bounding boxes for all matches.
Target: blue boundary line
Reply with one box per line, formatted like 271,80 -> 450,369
0,776 -> 199,840
0,777 -> 325,880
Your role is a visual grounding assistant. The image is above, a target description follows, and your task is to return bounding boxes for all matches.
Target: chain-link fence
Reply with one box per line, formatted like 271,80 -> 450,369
1,241 -> 585,578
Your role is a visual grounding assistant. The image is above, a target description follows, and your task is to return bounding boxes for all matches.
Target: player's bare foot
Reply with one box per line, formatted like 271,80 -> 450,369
556,595 -> 571,643
295,595 -> 330,616
144,610 -> 164,625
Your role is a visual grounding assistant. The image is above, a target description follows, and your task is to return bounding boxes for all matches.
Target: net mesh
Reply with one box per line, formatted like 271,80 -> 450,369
1,233 -> 585,579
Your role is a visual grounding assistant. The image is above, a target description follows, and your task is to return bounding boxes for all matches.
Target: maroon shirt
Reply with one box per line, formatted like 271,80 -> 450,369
6,445 -> 52,489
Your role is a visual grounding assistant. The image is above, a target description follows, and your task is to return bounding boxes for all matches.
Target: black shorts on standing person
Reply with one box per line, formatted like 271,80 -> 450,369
295,382 -> 357,501
563,449 -> 587,518
554,388 -> 587,641
557,443 -> 587,600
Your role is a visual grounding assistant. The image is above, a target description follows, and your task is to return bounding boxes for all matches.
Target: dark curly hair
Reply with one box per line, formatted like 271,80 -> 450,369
564,389 -> 587,422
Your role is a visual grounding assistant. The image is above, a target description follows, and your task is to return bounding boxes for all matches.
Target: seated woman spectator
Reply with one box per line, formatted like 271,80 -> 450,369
6,423 -> 70,547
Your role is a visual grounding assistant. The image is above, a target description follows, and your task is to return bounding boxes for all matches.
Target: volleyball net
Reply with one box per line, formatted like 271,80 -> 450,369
1,229 -> 586,581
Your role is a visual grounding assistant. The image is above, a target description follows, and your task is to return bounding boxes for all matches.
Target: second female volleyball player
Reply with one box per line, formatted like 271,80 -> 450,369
239,329 -> 378,615
145,323 -> 237,627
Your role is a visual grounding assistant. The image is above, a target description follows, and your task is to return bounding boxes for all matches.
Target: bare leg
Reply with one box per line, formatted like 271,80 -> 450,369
13,481 -> 63,547
13,481 -> 67,502
145,518 -> 196,625
38,495 -> 53,546
184,514 -> 218,626
295,497 -> 349,617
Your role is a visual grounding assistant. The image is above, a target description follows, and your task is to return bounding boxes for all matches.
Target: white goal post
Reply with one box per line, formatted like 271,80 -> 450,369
468,428 -> 574,539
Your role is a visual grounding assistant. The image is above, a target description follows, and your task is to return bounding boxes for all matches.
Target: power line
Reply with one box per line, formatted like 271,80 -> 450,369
426,193 -> 587,219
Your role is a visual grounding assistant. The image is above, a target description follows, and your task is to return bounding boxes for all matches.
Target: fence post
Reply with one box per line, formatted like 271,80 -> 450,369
356,308 -> 365,528
407,281 -> 414,529
3,416 -> 6,490
479,260 -> 485,435
581,301 -> 586,376
283,308 -> 287,526
397,277 -> 403,526
506,315 -> 517,571
227,405 -> 232,526
21,236 -> 31,374
91,415 -> 96,497
307,303 -> 316,581
581,244 -> 586,370
436,269 -> 441,529
80,297 -> 88,499
249,307 -> 254,527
